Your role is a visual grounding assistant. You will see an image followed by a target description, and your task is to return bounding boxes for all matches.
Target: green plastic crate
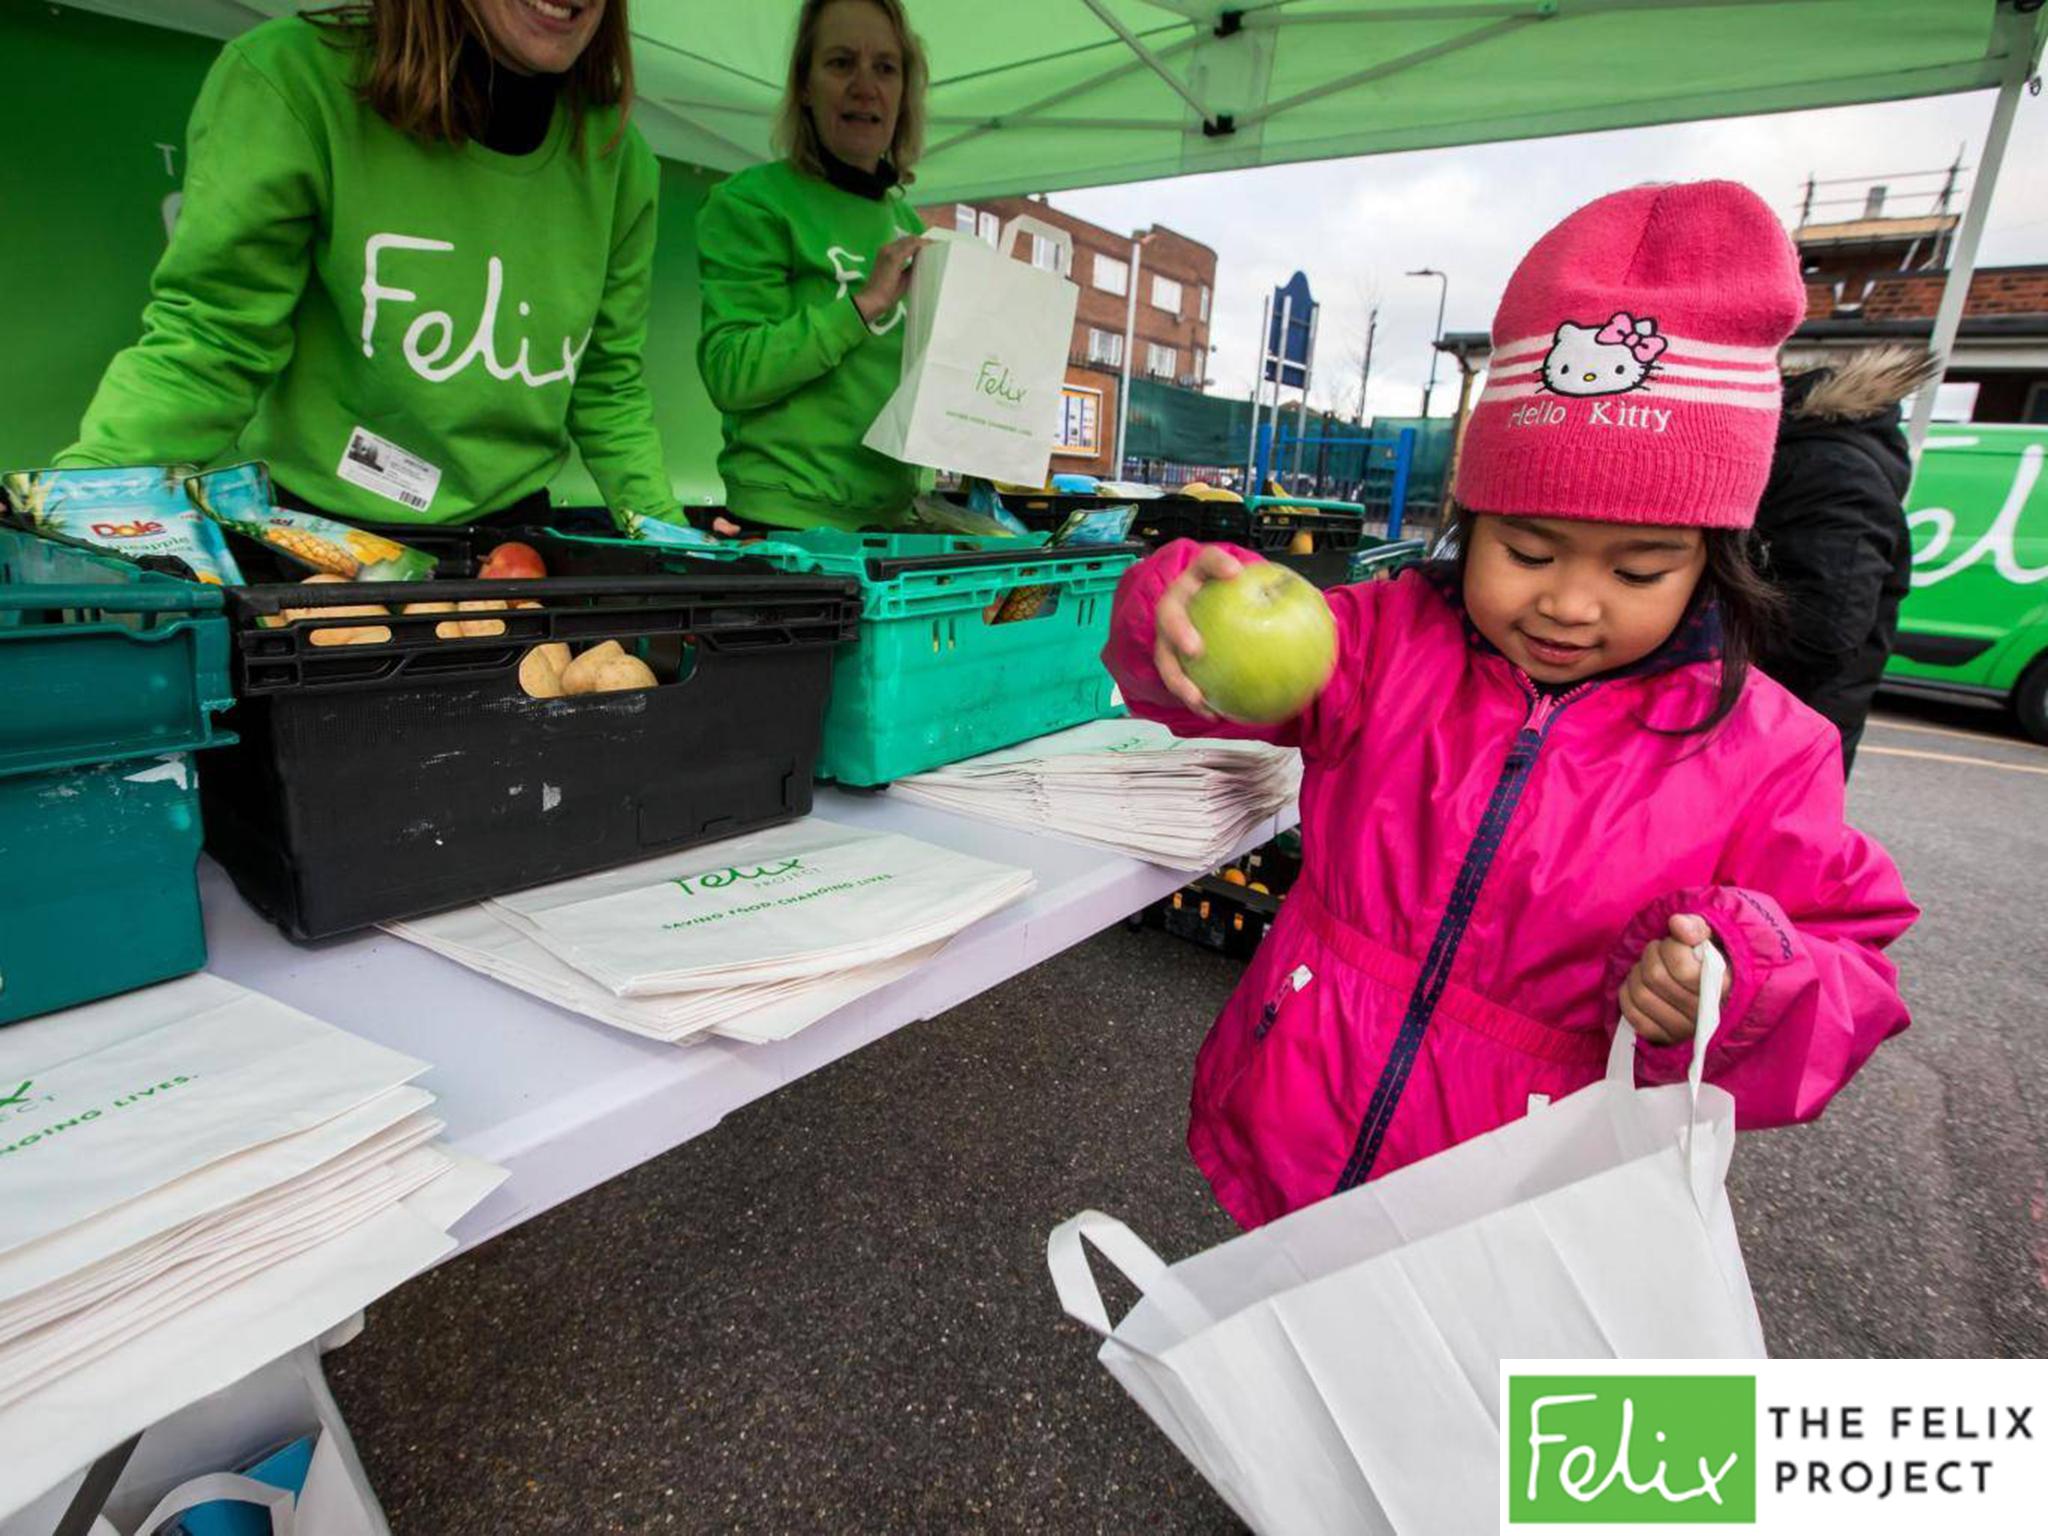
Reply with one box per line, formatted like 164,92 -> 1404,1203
0,525 -> 234,1023
566,530 -> 1140,786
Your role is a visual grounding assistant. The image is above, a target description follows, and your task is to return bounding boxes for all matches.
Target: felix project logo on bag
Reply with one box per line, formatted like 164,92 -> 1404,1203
974,358 -> 1029,407
1501,1361 -> 2048,1532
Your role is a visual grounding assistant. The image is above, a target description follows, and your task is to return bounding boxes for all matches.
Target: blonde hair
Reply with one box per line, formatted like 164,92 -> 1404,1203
774,0 -> 928,183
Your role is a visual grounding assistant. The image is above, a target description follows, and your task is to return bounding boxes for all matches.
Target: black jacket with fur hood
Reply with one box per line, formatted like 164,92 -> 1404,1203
1755,346 -> 1939,769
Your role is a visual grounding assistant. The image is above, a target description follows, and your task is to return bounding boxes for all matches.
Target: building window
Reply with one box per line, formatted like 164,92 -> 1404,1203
1056,385 -> 1103,456
1147,342 -> 1177,378
1094,253 -> 1130,296
1199,284 -> 1211,323
1151,275 -> 1183,314
1031,233 -> 1062,273
977,210 -> 1001,246
1193,346 -> 1205,384
954,204 -> 978,236
1086,328 -> 1125,368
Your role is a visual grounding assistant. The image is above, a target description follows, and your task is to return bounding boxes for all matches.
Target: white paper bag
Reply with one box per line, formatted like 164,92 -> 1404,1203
1047,948 -> 1763,1536
486,823 -> 1032,997
863,215 -> 1080,486
85,1431 -> 380,1536
0,1154 -> 502,1518
0,974 -> 430,1257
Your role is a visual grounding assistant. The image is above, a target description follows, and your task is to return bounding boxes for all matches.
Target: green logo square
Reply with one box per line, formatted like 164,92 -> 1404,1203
1507,1374 -> 1756,1524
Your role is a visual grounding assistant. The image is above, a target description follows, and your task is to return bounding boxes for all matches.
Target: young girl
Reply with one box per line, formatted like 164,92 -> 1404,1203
1106,181 -> 1917,1229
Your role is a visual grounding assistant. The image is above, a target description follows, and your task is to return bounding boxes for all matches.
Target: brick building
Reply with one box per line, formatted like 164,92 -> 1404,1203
1787,192 -> 2048,423
917,194 -> 1219,477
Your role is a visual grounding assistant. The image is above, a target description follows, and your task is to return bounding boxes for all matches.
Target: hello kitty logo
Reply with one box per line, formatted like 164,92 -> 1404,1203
1541,312 -> 1668,397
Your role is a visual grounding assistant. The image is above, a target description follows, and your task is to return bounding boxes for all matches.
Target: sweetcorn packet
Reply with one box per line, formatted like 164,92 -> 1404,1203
193,471 -> 435,581
1,463 -> 246,585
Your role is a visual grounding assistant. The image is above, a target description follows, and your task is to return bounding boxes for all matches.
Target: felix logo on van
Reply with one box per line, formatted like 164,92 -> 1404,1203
0,1081 -> 33,1113
1508,1374 -> 1757,1524
1909,442 -> 2046,589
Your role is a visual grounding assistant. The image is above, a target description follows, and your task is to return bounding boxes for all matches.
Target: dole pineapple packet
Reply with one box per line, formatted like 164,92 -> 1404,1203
1,462 -> 246,585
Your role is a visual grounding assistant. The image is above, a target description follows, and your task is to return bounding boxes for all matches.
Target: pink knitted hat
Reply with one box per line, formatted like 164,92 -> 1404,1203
1453,180 -> 1806,529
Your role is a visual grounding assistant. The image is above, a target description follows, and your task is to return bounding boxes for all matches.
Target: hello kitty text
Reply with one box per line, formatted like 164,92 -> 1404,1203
1508,399 -> 1672,434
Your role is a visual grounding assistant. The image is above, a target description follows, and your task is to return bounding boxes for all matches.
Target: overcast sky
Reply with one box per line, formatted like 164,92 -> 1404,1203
1049,88 -> 2048,420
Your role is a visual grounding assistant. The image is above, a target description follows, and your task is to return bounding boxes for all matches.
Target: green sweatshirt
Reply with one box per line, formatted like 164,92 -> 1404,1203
696,160 -> 925,530
57,17 -> 678,527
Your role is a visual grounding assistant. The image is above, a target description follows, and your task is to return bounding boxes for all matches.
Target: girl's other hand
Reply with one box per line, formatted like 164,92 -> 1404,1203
1154,545 -> 1245,718
1620,913 -> 1730,1045
855,235 -> 930,326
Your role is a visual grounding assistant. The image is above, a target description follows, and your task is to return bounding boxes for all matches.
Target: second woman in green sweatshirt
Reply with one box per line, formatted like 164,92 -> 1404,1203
695,0 -> 931,532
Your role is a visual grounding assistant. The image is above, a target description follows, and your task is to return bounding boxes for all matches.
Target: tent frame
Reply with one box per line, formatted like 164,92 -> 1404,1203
1905,0 -> 2038,452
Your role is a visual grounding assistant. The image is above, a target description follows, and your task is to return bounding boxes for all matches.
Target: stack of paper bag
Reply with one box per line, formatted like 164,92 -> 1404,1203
0,974 -> 503,1519
890,720 -> 1300,871
387,820 -> 1034,1046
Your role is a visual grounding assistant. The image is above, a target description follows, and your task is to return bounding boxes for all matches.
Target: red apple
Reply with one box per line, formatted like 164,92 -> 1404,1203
478,540 -> 546,580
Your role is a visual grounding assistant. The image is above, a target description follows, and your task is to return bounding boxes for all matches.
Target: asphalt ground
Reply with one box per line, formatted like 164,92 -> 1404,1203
326,697 -> 2048,1533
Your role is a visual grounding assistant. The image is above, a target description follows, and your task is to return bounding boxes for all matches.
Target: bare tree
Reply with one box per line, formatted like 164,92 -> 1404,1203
1328,275 -> 1382,425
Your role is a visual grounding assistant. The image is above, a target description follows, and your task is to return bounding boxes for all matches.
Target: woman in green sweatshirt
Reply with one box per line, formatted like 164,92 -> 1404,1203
57,0 -> 678,529
695,0 -> 931,531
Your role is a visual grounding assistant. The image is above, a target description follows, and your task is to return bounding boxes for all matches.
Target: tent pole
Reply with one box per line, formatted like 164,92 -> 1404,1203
923,34 -> 1201,161
1115,236 -> 1142,480
1906,8 -> 2032,456
1076,0 -> 1217,128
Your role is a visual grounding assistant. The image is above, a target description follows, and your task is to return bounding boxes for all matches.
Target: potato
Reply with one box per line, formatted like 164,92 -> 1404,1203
282,575 -> 389,646
518,642 -> 573,699
400,598 -> 459,638
452,598 -> 509,639
588,654 -> 658,693
559,640 -> 625,696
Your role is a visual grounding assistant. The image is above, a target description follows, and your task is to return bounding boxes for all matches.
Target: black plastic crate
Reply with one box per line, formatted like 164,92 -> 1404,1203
200,555 -> 860,939
1243,831 -> 1303,897
1251,506 -> 1367,553
1157,875 -> 1280,959
946,491 -> 1255,550
1268,550 -> 1355,589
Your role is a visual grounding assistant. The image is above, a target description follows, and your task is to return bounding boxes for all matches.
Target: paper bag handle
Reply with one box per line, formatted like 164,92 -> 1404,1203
1605,941 -> 1726,1096
1606,941 -> 1727,1179
1047,1209 -> 1179,1341
997,215 -> 1074,278
123,1473 -> 296,1536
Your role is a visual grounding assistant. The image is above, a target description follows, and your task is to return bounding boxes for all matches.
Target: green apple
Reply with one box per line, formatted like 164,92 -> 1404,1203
1184,562 -> 1337,724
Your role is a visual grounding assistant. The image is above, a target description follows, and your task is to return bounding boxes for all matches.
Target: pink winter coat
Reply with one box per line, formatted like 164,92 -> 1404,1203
1105,542 -> 1917,1229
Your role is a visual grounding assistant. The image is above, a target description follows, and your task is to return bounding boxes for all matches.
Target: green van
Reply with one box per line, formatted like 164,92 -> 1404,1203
1886,424 -> 2048,741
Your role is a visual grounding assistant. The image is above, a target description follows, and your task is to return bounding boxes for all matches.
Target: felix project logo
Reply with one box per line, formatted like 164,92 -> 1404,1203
1509,1375 -> 1756,1524
1504,1362 -> 2048,1530
0,1080 -> 31,1112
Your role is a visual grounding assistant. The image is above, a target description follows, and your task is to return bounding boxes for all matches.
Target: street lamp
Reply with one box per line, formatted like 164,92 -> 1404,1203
1408,268 -> 1448,419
